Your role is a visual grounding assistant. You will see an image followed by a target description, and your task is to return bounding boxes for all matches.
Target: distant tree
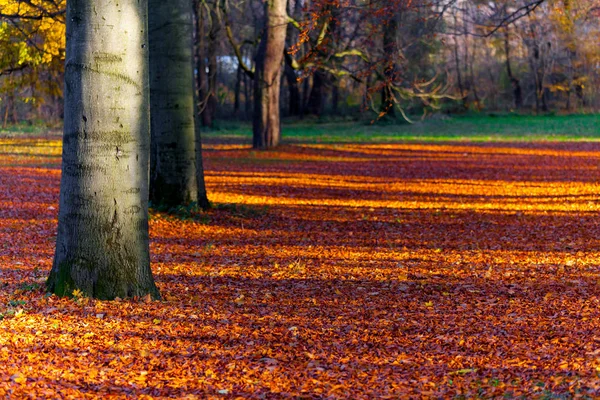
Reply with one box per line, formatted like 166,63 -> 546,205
149,0 -> 209,209
381,12 -> 399,117
503,26 -> 523,110
283,0 -> 303,117
252,0 -> 287,148
194,0 -> 221,128
48,0 -> 160,300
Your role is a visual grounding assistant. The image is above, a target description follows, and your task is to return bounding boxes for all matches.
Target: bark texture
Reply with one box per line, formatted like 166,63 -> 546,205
253,0 -> 287,149
48,0 -> 160,300
149,0 -> 202,208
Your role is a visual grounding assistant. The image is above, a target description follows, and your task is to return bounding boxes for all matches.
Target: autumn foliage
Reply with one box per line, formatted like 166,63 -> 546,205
1,137 -> 600,396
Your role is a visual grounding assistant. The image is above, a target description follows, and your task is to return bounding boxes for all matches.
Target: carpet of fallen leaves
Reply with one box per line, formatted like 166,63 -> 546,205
2,138 -> 600,398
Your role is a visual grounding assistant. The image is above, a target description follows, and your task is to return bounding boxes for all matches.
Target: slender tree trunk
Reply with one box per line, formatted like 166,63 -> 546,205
331,77 -> 339,115
453,34 -> 467,110
574,75 -> 585,108
3,96 -> 10,128
48,0 -> 160,300
529,53 -> 540,113
362,74 -> 372,113
253,0 -> 287,149
234,58 -> 242,115
205,15 -> 219,125
149,0 -> 203,208
300,75 -> 310,118
195,2 -> 210,126
284,54 -> 301,116
194,93 -> 210,209
284,0 -> 301,117
465,28 -> 481,111
504,28 -> 522,110
306,70 -> 326,116
244,51 -> 252,119
529,24 -> 548,113
381,15 -> 398,117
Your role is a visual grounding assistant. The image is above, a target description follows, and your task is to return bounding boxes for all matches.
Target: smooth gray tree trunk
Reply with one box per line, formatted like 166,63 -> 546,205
253,0 -> 287,149
48,0 -> 160,300
149,0 -> 209,209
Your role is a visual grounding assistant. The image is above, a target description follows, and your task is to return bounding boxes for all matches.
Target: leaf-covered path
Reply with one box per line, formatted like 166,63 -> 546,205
1,138 -> 600,398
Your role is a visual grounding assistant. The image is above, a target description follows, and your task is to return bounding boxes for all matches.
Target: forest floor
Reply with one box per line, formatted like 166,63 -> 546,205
1,131 -> 600,397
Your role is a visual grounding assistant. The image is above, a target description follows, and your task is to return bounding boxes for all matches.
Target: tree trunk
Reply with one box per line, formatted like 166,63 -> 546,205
381,14 -> 398,117
253,0 -> 287,149
149,0 -> 203,208
528,24 -> 548,113
284,0 -> 301,117
234,57 -> 242,115
306,70 -> 326,116
284,53 -> 301,116
331,77 -> 339,115
48,0 -> 160,300
453,34 -> 467,110
194,113 -> 210,209
243,52 -> 252,119
205,16 -> 219,125
504,28 -> 522,110
195,2 -> 210,127
300,74 -> 310,118
465,28 -> 481,111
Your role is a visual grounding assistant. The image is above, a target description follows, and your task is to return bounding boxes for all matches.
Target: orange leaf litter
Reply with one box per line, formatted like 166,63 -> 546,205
1,138 -> 600,398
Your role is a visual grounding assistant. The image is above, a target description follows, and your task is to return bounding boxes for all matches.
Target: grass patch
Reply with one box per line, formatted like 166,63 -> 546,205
204,113 -> 600,143
0,121 -> 60,137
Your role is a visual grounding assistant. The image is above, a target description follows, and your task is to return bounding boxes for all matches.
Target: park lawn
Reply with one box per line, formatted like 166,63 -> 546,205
212,113 -> 600,143
1,128 -> 600,397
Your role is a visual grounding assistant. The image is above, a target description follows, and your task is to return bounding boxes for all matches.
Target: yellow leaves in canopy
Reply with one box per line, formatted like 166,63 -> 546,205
0,0 -> 66,66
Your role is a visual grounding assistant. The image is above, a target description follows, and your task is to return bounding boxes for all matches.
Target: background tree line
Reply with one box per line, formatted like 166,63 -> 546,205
2,0 -> 598,131
0,0 -> 600,127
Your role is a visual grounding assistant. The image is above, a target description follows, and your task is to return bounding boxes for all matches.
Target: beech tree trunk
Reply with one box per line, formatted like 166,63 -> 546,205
149,0 -> 209,209
48,0 -> 160,300
253,0 -> 287,149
